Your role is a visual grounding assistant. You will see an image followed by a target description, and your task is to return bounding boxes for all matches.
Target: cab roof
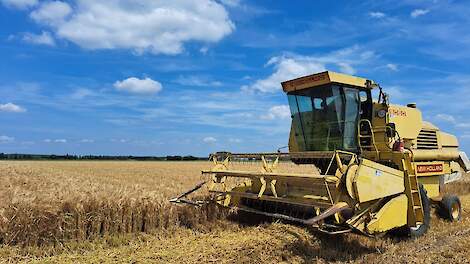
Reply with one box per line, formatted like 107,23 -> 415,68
281,71 -> 374,93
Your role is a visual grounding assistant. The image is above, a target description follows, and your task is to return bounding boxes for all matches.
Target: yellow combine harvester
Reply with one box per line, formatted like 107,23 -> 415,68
171,71 -> 470,237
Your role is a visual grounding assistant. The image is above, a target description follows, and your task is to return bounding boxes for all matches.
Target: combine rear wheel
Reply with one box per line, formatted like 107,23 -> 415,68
408,185 -> 431,238
438,195 -> 461,222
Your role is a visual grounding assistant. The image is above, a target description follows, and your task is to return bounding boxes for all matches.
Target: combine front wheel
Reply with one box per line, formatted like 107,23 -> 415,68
438,195 -> 461,222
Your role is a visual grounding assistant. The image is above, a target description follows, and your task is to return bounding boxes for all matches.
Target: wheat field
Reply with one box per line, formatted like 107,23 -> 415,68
0,160 -> 469,263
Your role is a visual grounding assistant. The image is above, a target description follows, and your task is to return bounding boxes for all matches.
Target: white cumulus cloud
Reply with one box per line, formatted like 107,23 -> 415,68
199,46 -> 209,54
203,136 -> 217,143
44,138 -> 67,143
27,0 -> 234,55
1,0 -> 37,9
461,134 -> 470,139
456,123 -> 470,129
114,77 -> 163,95
110,139 -> 128,143
369,12 -> 386,18
22,31 -> 56,46
0,103 -> 27,113
242,46 -> 376,93
175,75 -> 222,87
261,105 -> 291,120
0,135 -> 15,144
70,88 -> 95,100
30,1 -> 72,26
435,113 -> 456,123
386,63 -> 398,71
242,57 -> 325,93
411,9 -> 429,18
220,0 -> 240,7
228,138 -> 242,143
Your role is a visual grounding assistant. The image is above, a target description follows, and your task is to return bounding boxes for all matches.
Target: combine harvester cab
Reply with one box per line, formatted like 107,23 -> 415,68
171,71 -> 469,237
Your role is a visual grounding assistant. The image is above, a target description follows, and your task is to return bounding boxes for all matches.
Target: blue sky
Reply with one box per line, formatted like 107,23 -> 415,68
0,0 -> 469,156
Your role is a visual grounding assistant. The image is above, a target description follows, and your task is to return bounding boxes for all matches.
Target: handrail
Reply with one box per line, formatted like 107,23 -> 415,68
358,119 -> 379,159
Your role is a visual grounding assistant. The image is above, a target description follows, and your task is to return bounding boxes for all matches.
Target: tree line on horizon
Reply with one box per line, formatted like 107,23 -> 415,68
0,153 -> 207,161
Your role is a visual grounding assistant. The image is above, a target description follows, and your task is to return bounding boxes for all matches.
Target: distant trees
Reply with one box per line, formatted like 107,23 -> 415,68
166,155 -> 199,161
0,153 -> 206,161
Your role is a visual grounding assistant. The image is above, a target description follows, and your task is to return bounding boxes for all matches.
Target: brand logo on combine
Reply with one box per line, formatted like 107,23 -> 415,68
389,108 -> 407,117
416,164 -> 443,173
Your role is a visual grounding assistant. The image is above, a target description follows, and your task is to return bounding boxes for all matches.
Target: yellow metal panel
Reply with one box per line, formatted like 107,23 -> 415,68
370,103 -> 391,152
354,159 -> 404,203
439,131 -> 459,148
328,71 -> 371,88
418,176 -> 440,198
388,104 -> 422,139
450,161 -> 461,173
281,71 -> 372,93
422,121 -> 438,130
367,194 -> 408,233
411,149 -> 460,161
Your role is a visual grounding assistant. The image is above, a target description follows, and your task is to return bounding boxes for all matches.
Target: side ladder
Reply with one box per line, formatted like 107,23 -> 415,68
401,153 -> 424,226
358,119 -> 379,159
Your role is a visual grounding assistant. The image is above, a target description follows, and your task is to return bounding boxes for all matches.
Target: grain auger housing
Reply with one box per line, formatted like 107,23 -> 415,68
171,71 -> 469,237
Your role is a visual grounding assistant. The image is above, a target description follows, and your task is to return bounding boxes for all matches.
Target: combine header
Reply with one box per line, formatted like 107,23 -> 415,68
171,71 -> 469,237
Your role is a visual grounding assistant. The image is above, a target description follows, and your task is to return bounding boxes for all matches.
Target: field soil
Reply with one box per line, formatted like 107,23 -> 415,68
0,161 -> 469,263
